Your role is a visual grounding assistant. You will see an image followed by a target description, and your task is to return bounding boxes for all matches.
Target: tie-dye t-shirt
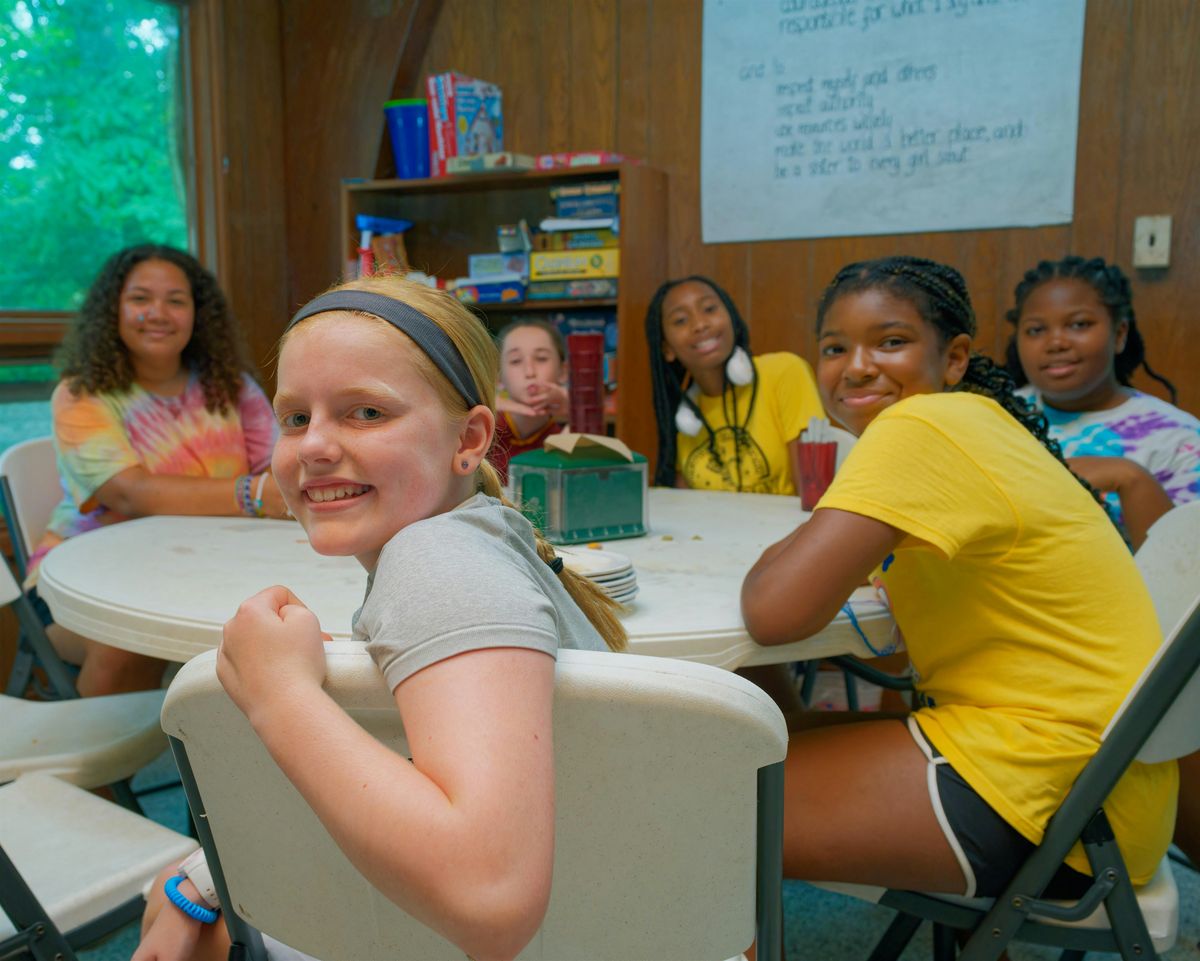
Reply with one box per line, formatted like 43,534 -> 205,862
1018,387 -> 1200,525
41,372 -> 276,544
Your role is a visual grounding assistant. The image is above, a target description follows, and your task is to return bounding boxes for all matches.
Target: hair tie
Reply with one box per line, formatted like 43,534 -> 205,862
286,290 -> 481,409
548,556 -> 564,574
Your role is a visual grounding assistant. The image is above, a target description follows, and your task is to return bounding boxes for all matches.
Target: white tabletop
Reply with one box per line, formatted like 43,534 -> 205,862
37,488 -> 894,669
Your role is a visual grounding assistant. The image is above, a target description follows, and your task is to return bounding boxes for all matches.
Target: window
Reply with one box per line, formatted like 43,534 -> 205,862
0,0 -> 189,313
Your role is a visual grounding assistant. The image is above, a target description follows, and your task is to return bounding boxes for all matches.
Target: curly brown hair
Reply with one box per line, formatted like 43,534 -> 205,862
55,244 -> 257,413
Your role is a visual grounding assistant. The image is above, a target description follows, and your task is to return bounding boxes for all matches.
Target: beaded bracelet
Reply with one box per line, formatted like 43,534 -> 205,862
235,474 -> 256,517
164,874 -> 220,924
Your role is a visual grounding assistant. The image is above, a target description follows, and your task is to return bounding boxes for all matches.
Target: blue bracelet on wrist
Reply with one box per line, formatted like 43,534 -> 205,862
164,874 -> 220,924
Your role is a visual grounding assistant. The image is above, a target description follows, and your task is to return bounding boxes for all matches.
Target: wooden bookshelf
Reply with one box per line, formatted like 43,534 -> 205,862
340,164 -> 667,461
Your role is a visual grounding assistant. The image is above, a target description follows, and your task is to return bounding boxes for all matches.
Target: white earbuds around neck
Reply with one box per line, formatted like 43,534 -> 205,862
674,346 -> 754,437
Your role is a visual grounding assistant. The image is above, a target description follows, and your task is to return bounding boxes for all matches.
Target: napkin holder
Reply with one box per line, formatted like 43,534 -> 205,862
508,433 -> 648,544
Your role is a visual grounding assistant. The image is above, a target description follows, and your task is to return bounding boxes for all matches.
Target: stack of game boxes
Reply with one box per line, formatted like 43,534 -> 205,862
528,182 -> 620,302
426,72 -> 503,177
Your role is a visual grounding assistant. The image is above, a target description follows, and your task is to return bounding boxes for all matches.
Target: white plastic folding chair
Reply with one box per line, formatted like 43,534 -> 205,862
0,436 -> 77,700
0,437 -> 59,582
0,772 -> 197,960
162,644 -> 789,961
0,559 -> 167,809
813,502 -> 1200,961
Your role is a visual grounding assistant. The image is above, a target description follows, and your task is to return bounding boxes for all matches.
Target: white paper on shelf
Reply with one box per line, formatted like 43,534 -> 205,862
538,217 -> 616,232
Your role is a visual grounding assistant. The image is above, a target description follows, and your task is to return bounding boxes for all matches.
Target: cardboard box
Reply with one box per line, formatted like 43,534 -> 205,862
446,151 -> 535,174
530,249 -> 620,281
467,252 -> 528,278
425,72 -> 503,177
526,278 -> 618,300
453,278 -> 525,305
534,228 -> 619,251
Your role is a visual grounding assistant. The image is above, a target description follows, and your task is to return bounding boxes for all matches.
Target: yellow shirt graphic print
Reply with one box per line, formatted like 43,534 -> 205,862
675,352 -> 824,495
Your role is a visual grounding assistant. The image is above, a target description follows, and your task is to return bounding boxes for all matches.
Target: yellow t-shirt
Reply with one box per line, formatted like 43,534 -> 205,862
818,392 -> 1177,884
675,352 -> 823,495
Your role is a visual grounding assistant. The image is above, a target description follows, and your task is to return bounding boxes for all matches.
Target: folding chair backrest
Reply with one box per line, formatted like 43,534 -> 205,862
162,645 -> 788,961
0,437 -> 60,573
1127,503 -> 1200,764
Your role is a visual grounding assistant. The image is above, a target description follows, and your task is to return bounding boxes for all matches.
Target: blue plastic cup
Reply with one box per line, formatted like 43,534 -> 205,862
383,99 -> 430,179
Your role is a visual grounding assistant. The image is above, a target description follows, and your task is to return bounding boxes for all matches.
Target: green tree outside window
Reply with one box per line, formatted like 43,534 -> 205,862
0,0 -> 188,311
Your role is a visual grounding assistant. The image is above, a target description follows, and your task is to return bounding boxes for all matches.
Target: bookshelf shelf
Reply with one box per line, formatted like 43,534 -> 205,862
340,164 -> 667,461
473,298 -> 618,313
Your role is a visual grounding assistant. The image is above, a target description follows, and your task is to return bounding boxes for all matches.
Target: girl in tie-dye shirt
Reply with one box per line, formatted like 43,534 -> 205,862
32,245 -> 288,697
1006,254 -> 1200,875
1006,256 -> 1196,547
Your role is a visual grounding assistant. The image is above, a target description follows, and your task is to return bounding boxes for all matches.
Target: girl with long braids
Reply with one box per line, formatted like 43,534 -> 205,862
741,256 -> 1175,901
644,276 -> 824,493
1006,255 -> 1198,546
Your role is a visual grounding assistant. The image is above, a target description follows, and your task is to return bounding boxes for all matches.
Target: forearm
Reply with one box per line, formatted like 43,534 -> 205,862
742,508 -> 902,646
1117,475 -> 1175,550
247,689 -> 546,960
96,470 -> 241,518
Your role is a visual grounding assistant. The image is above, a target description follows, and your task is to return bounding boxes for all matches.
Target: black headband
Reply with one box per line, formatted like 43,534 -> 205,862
286,290 -> 482,409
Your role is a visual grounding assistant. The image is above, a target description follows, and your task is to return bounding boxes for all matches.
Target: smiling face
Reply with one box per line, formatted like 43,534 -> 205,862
117,259 -> 195,373
1014,278 -> 1128,412
660,280 -> 736,394
500,324 -> 566,406
817,288 -> 971,436
272,314 -> 486,570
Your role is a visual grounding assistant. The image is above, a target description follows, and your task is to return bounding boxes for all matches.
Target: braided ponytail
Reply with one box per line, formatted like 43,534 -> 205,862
476,460 -> 628,652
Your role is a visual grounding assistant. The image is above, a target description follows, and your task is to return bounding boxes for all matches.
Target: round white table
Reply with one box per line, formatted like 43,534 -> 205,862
36,488 -> 894,670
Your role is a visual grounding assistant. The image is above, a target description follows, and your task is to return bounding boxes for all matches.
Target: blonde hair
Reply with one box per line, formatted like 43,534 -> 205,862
283,274 -> 627,652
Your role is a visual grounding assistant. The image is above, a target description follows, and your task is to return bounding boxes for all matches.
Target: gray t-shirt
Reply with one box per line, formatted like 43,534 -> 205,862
354,493 -> 608,690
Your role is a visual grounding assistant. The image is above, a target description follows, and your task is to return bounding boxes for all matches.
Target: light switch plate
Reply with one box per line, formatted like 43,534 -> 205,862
1133,215 -> 1171,268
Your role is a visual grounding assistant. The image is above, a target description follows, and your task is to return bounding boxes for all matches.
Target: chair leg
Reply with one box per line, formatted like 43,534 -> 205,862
756,761 -> 785,961
108,778 -> 146,815
866,912 -> 923,961
932,922 -> 959,961
4,640 -> 35,697
0,842 -> 79,961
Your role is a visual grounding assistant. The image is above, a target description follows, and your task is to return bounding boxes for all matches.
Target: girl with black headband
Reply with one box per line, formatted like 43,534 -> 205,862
135,275 -> 626,961
644,276 -> 825,493
741,257 -> 1174,906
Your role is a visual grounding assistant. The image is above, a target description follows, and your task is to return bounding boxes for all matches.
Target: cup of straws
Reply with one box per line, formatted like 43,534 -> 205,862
792,417 -> 838,511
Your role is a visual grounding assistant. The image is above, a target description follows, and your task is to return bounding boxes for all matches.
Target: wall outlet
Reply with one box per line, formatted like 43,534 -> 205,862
1133,215 -> 1171,268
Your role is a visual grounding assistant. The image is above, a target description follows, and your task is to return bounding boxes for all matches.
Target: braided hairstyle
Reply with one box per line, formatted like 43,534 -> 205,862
643,276 -> 753,487
56,244 -> 256,413
816,256 -> 1111,513
1004,256 -> 1178,403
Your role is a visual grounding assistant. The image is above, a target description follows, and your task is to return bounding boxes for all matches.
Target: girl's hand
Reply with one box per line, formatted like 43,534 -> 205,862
495,395 -> 544,418
218,586 -> 327,726
524,380 -> 569,417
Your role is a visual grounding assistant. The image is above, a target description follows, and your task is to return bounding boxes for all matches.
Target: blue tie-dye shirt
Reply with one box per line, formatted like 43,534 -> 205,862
1018,387 -> 1200,526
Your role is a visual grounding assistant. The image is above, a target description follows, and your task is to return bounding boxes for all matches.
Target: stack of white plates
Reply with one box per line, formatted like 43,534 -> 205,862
555,547 -> 638,605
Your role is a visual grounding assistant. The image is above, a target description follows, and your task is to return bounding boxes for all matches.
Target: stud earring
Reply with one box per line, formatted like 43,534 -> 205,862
461,460 -> 470,470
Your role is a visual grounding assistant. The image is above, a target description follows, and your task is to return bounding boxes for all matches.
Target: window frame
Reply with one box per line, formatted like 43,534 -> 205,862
0,0 -> 220,359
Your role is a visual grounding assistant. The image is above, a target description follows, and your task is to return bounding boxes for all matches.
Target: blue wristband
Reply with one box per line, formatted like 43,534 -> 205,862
164,874 -> 220,924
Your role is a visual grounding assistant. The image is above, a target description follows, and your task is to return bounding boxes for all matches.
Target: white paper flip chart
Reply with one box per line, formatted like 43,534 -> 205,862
701,0 -> 1087,243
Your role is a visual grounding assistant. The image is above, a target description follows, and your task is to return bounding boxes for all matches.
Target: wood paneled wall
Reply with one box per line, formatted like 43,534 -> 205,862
403,0 -> 1199,414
